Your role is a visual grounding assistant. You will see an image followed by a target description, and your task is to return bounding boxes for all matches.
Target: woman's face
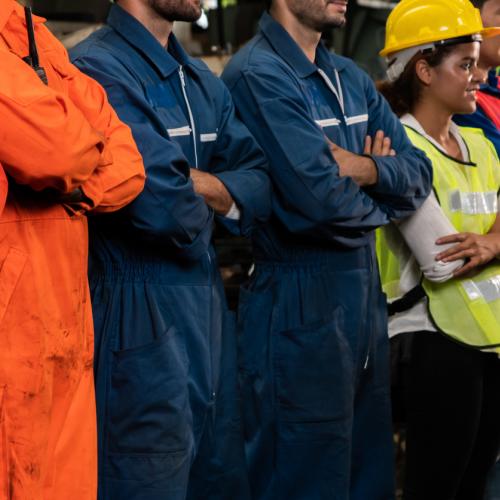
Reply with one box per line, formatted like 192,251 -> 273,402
427,41 -> 484,115
480,0 -> 500,68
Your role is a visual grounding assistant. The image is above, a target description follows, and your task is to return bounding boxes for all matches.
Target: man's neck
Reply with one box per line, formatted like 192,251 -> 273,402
117,0 -> 173,47
269,6 -> 321,63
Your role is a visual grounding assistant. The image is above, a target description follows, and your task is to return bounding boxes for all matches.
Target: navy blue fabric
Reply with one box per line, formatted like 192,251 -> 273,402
454,70 -> 500,157
222,12 -> 432,500
71,5 -> 270,499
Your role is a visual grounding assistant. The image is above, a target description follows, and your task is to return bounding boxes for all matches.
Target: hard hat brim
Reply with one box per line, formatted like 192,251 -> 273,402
482,26 -> 500,38
380,28 -> 500,58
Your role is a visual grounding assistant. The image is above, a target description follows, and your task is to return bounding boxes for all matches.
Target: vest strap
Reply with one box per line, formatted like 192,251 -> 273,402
388,284 -> 425,316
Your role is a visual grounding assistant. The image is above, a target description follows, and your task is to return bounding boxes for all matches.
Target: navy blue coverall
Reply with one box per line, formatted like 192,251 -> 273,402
71,5 -> 270,500
222,13 -> 433,500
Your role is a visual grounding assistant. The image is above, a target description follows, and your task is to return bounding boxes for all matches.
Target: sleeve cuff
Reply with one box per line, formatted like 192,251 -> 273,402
224,202 -> 241,220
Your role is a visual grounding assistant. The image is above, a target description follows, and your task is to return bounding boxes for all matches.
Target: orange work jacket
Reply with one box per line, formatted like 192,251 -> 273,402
0,1 -> 145,499
0,167 -> 6,216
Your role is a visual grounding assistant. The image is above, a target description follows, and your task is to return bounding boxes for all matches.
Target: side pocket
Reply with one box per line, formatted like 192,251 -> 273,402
108,323 -> 190,456
236,285 -> 274,441
274,306 -> 353,423
0,247 -> 27,324
237,286 -> 274,374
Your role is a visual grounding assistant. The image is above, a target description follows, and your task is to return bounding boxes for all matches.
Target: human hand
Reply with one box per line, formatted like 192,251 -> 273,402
327,140 -> 377,186
435,232 -> 500,277
190,168 -> 234,215
326,130 -> 395,187
363,130 -> 396,157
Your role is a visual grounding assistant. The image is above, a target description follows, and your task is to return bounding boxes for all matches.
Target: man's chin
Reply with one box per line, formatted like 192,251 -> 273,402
171,10 -> 202,22
322,16 -> 346,30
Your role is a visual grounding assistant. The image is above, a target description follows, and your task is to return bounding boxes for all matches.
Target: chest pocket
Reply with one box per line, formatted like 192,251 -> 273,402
145,83 -> 192,146
198,130 -> 218,166
145,83 -> 177,110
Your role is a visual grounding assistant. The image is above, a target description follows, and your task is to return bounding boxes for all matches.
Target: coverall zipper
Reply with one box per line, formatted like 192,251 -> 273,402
178,66 -> 199,169
318,66 -> 371,370
317,68 -> 345,116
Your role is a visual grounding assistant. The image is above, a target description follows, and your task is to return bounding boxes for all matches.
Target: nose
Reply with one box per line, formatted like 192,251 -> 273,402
472,65 -> 487,84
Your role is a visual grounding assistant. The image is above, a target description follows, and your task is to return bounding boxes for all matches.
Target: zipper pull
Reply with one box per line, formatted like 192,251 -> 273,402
179,66 -> 185,87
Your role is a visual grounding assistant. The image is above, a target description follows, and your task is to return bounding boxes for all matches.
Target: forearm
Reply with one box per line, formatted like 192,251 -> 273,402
190,169 -> 234,215
348,155 -> 378,187
397,194 -> 465,281
0,51 -> 105,192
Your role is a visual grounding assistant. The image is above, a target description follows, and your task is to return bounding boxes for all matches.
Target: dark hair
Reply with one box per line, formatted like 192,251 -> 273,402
377,46 -> 454,116
470,0 -> 488,9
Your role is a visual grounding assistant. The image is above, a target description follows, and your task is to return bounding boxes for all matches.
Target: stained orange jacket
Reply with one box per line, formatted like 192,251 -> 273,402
0,167 -> 6,216
0,1 -> 145,499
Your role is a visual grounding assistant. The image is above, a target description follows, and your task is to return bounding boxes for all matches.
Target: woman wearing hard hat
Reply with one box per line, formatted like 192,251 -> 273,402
376,0 -> 500,498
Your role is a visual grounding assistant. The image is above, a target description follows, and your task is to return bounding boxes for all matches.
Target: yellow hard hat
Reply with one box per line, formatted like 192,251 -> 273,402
380,0 -> 500,57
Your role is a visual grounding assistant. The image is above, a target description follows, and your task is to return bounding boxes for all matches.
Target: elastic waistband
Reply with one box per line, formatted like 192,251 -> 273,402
89,257 -> 213,285
254,244 -> 373,271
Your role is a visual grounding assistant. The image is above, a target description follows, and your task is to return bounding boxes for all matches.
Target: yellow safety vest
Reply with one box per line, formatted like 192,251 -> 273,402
377,125 -> 500,351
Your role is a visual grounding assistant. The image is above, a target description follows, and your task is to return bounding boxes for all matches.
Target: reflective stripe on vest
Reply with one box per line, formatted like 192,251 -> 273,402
377,125 -> 500,351
449,189 -> 498,215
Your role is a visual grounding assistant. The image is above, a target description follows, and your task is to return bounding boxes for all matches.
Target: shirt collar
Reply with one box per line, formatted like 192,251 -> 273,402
258,11 -> 347,78
401,113 -> 470,163
107,4 -> 191,78
0,0 -> 45,35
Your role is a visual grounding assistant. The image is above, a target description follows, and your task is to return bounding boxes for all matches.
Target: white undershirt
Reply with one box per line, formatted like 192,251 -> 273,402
387,114 -> 469,337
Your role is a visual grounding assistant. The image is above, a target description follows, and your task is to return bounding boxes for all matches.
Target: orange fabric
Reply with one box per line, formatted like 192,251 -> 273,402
0,166 -> 6,216
0,1 -> 145,499
477,90 -> 500,130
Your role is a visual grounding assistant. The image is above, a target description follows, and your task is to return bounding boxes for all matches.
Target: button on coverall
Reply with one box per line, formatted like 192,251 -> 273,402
222,12 -> 433,500
0,1 -> 145,498
71,5 -> 270,500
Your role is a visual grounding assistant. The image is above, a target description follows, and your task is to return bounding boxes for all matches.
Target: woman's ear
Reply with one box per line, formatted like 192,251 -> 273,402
415,58 -> 433,86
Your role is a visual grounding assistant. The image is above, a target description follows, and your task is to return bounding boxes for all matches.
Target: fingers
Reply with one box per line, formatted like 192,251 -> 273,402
439,246 -> 476,263
381,136 -> 392,156
369,130 -> 395,156
436,235 -> 474,261
453,257 -> 482,277
371,130 -> 385,155
436,233 -> 468,247
364,135 -> 372,155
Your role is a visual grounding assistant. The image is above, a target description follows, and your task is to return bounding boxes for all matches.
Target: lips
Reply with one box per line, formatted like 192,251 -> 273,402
327,0 -> 348,12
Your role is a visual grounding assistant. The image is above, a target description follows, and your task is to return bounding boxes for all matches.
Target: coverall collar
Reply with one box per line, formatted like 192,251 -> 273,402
484,68 -> 500,96
107,4 -> 192,78
258,11 -> 347,78
0,0 -> 45,35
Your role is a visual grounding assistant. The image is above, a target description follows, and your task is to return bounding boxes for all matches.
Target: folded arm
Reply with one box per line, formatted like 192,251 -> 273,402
0,49 -> 105,194
227,65 -> 394,244
72,53 -> 213,260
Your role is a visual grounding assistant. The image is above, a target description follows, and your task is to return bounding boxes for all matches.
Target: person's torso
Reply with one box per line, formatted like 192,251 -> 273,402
237,35 -> 375,261
78,26 -> 225,171
379,125 -> 500,349
0,5 -> 91,338
73,26 -> 228,283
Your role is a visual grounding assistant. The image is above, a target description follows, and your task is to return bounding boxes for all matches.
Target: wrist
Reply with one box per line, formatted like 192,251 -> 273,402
360,154 -> 378,186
